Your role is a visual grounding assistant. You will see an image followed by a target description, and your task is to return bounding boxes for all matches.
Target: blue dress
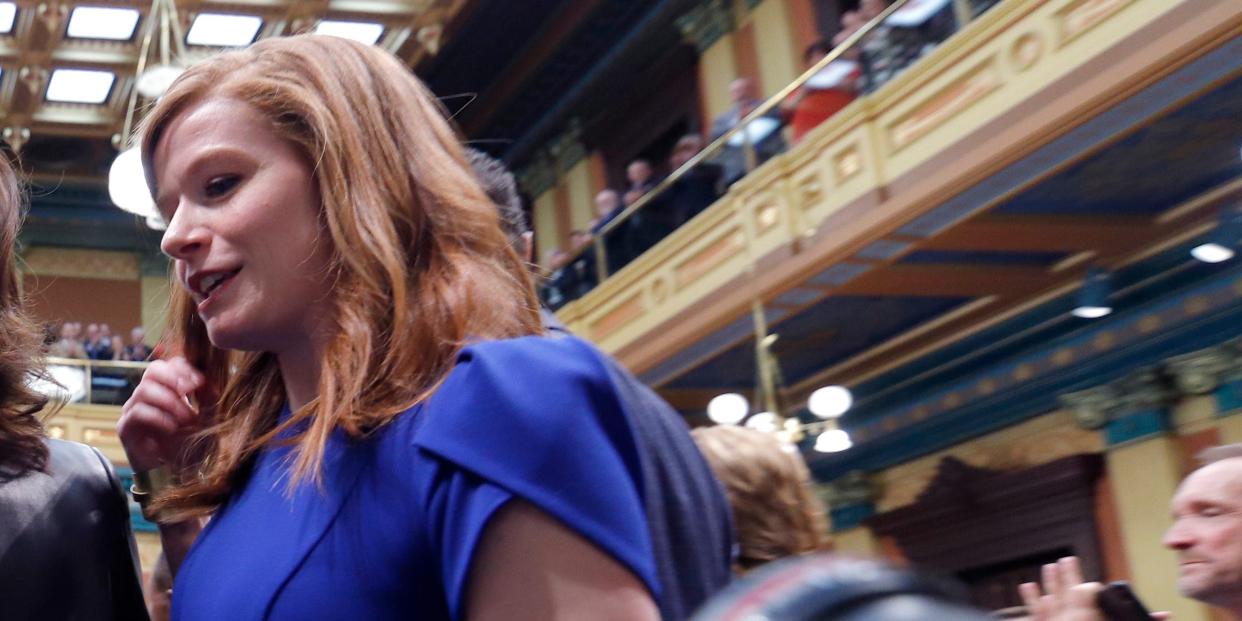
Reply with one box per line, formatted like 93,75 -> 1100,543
171,336 -> 683,620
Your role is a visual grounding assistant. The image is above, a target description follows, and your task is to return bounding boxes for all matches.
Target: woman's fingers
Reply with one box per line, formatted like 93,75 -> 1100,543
128,375 -> 198,428
118,357 -> 208,471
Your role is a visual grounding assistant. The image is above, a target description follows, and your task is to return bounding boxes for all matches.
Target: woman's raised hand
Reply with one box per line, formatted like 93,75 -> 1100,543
117,356 -> 211,473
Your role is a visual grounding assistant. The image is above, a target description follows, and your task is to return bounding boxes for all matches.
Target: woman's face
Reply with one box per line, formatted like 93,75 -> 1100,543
154,97 -> 335,356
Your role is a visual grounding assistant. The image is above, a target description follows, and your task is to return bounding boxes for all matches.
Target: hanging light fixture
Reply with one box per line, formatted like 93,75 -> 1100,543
707,392 -> 749,425
808,385 -> 852,419
1071,267 -> 1113,319
109,0 -> 188,225
1191,206 -> 1242,264
705,301 -> 855,452
813,428 -> 853,453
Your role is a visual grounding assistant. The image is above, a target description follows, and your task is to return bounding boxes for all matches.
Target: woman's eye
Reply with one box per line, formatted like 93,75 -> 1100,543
204,175 -> 241,199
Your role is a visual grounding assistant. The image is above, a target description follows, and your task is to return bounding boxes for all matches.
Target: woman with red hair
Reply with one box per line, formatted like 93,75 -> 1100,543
118,35 -> 728,621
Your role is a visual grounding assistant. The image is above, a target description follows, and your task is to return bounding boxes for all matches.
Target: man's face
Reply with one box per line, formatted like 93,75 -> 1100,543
1164,459 -> 1242,610
729,79 -> 754,104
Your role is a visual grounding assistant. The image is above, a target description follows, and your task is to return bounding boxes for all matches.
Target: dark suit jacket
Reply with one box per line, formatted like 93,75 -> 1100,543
711,102 -> 787,184
542,309 -> 734,620
0,439 -> 149,621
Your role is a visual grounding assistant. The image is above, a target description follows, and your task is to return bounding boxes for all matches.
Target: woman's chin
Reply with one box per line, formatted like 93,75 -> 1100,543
204,322 -> 263,352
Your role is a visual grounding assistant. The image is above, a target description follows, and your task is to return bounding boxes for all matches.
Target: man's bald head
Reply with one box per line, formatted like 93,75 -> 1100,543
1164,445 -> 1242,614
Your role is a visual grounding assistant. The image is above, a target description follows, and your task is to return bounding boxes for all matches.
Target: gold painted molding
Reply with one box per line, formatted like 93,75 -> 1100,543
887,59 -> 1004,152
21,247 -> 140,281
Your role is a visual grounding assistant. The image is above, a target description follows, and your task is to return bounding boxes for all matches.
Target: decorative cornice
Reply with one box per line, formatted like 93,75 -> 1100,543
1059,383 -> 1120,430
1061,366 -> 1175,432
515,119 -> 587,198
1061,338 -> 1242,431
675,0 -> 735,54
1165,341 -> 1242,395
516,153 -> 559,198
547,118 -> 587,174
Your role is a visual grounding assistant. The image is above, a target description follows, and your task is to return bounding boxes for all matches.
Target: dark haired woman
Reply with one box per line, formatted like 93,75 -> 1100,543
0,154 -> 148,619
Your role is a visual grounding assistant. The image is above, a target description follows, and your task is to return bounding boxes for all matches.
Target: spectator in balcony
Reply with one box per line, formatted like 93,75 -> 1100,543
663,134 -> 722,226
711,77 -> 787,185
591,188 -> 637,275
833,10 -> 864,47
623,159 -> 659,207
783,40 -> 860,144
589,188 -> 623,233
47,322 -> 87,359
567,228 -> 599,297
84,322 -> 115,360
691,426 -> 829,572
540,248 -> 571,310
858,0 -> 958,93
123,326 -> 154,362
0,140 -> 148,619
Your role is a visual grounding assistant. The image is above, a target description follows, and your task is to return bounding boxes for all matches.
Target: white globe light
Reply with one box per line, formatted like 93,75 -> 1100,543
744,411 -> 779,433
808,385 -> 853,419
814,428 -> 853,453
707,393 -> 749,425
145,214 -> 167,231
135,64 -> 185,99
108,148 -> 157,219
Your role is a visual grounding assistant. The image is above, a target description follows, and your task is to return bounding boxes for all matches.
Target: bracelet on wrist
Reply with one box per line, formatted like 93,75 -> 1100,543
130,466 -> 175,520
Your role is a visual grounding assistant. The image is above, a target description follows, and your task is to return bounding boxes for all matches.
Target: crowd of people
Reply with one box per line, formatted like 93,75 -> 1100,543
45,321 -> 153,361
538,0 -> 1004,309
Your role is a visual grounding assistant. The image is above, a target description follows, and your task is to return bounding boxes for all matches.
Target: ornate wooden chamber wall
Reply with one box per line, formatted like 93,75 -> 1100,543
868,454 -> 1105,611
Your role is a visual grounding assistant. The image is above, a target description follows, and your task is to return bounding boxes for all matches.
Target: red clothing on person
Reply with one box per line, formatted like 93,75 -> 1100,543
790,88 -> 856,143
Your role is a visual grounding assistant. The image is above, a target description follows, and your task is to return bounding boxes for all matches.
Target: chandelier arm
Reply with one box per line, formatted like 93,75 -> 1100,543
167,0 -> 188,61
119,0 -> 161,147
159,0 -> 172,67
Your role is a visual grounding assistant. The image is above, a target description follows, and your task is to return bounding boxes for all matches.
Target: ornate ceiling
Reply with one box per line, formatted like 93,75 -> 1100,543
0,0 -> 469,185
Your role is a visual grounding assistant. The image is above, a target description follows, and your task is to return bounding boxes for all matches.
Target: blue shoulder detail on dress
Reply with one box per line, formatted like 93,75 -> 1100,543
413,334 -> 661,600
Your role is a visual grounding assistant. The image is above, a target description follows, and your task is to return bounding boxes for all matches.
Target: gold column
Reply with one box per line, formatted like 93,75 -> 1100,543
832,526 -> 878,556
1106,438 -> 1209,621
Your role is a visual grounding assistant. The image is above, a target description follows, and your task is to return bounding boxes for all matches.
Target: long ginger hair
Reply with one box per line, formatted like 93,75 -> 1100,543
141,35 -> 542,518
0,150 -> 51,478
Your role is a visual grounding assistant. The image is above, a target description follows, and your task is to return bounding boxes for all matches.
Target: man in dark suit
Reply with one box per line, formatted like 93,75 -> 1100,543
467,149 -> 735,621
710,77 -> 787,185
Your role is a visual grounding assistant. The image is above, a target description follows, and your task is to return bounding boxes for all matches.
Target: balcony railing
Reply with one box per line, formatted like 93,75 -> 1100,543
35,357 -> 148,406
541,0 -> 1002,309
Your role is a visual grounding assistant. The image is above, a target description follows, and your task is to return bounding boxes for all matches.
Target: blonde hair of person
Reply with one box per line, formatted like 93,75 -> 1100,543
139,35 -> 542,518
691,425 -> 830,570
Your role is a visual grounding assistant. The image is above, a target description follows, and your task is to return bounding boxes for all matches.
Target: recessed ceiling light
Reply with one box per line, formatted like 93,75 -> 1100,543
67,7 -> 140,40
314,20 -> 384,45
186,13 -> 262,47
0,3 -> 16,34
46,68 -> 115,104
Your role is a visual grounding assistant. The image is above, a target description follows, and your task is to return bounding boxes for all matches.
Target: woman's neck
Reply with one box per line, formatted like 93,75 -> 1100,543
276,337 -> 327,411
